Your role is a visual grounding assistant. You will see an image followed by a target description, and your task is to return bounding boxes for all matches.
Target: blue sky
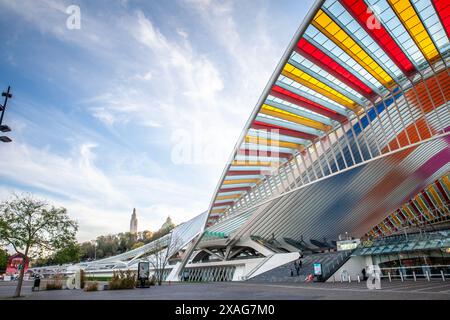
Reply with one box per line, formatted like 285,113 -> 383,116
0,0 -> 313,241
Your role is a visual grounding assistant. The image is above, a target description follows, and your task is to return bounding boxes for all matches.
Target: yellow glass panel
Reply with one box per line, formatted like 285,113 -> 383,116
232,160 -> 278,167
402,7 -> 415,20
403,205 -> 415,220
211,209 -> 225,214
216,194 -> 241,200
442,175 -> 450,189
335,30 -> 347,41
343,38 -> 353,48
379,223 -> 389,233
391,214 -> 401,226
415,32 -> 428,43
312,9 -> 393,87
223,179 -> 259,185
245,135 -> 304,150
260,104 -> 331,131
393,0 -> 408,12
415,196 -> 427,212
387,0 -> 439,62
281,63 -> 361,113
316,12 -> 332,28
428,186 -> 444,207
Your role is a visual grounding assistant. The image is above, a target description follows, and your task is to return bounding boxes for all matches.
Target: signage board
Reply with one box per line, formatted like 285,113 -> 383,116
337,239 -> 361,251
313,263 -> 322,276
138,261 -> 150,280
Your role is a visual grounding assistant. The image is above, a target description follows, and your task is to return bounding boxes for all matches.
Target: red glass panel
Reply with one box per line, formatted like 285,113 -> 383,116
270,85 -> 347,122
431,0 -> 450,40
341,0 -> 415,75
252,120 -> 317,140
296,38 -> 374,98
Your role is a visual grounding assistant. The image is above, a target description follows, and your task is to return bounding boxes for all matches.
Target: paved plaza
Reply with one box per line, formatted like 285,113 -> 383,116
1,280 -> 449,300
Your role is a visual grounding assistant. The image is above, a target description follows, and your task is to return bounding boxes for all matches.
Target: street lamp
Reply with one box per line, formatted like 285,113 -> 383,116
91,240 -> 97,260
0,125 -> 11,132
0,86 -> 13,143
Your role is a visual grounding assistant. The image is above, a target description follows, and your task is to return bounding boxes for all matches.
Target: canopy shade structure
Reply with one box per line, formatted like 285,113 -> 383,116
367,172 -> 450,238
76,211 -> 208,270
204,139 -> 449,247
204,0 -> 450,229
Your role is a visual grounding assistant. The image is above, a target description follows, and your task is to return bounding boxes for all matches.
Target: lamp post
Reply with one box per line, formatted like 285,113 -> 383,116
91,240 -> 97,260
0,86 -> 12,143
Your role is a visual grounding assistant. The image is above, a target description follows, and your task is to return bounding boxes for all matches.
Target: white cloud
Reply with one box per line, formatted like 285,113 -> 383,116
0,141 -> 207,242
0,0 -> 312,241
134,10 -> 224,101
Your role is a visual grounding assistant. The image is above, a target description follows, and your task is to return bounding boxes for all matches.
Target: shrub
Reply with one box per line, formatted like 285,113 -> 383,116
46,281 -> 63,290
108,270 -> 136,290
84,282 -> 98,292
46,274 -> 64,290
149,275 -> 156,286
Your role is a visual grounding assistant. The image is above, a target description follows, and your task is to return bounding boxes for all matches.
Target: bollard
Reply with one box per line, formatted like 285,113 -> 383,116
426,271 -> 430,282
348,275 -> 351,283
357,275 -> 360,283
441,270 -> 445,282
388,272 -> 391,282
413,271 -> 416,282
340,274 -> 343,283
400,272 -> 404,282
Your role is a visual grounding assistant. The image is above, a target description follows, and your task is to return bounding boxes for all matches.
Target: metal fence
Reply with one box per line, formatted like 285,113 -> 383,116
380,264 -> 450,282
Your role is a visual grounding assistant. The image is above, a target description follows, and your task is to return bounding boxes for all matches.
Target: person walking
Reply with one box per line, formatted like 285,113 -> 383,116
361,267 -> 367,281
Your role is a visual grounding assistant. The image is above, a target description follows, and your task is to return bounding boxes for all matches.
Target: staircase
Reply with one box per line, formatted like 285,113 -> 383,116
247,250 -> 353,283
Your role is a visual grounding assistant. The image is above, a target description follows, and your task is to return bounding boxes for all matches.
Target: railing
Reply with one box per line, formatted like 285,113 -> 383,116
379,265 -> 450,282
358,228 -> 450,250
243,254 -> 274,280
321,250 -> 354,281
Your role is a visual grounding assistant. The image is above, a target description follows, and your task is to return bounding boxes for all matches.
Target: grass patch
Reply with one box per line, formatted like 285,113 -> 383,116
85,276 -> 112,282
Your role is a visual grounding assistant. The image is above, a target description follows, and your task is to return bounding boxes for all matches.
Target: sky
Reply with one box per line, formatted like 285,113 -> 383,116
0,0 -> 314,242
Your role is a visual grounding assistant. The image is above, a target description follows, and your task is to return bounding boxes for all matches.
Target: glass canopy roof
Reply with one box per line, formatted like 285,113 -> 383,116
205,0 -> 450,227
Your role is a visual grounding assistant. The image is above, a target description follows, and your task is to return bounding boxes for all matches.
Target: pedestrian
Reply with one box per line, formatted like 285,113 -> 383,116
305,274 -> 314,282
361,267 -> 367,281
298,259 -> 303,269
290,268 -> 294,277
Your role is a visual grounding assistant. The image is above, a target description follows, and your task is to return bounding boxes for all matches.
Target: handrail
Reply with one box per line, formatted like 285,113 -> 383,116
244,254 -> 274,280
376,265 -> 450,281
379,264 -> 450,272
321,250 -> 354,281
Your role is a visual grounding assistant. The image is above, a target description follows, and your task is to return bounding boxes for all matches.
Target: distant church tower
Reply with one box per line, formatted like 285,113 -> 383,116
161,216 -> 175,230
130,208 -> 138,234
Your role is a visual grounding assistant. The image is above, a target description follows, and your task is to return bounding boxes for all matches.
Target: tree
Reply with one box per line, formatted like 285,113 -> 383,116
52,242 -> 81,265
0,194 -> 78,297
96,234 -> 119,258
80,241 -> 96,261
141,230 -> 153,243
131,241 -> 144,250
31,256 -> 49,268
147,232 -> 181,285
0,248 -> 8,273
118,232 -> 136,253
